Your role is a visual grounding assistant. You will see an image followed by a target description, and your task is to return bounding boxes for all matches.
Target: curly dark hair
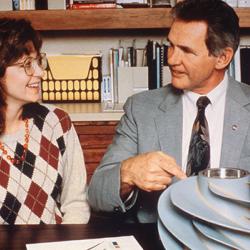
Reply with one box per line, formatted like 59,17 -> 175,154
0,18 -> 42,135
171,0 -> 239,57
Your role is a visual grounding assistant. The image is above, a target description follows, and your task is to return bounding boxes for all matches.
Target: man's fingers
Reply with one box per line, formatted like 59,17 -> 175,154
157,151 -> 187,179
138,175 -> 173,191
142,183 -> 167,192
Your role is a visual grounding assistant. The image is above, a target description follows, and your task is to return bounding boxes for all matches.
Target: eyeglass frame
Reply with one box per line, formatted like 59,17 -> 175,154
9,52 -> 47,76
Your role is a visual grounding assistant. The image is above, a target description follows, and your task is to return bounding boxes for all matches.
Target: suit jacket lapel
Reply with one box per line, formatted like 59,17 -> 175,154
220,78 -> 250,167
154,87 -> 183,166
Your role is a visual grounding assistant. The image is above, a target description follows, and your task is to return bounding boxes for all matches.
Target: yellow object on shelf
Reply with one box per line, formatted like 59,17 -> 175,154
42,54 -> 102,103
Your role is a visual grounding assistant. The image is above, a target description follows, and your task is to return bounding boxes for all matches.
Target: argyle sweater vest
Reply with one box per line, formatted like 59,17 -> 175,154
0,104 -> 72,224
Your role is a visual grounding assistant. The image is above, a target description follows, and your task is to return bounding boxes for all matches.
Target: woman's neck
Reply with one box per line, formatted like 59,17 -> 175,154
4,105 -> 24,134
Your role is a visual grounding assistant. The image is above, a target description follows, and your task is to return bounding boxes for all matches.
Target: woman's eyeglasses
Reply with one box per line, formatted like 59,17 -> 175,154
11,53 -> 47,76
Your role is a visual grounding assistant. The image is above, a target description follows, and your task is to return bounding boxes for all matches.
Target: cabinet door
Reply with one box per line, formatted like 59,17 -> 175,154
73,121 -> 118,183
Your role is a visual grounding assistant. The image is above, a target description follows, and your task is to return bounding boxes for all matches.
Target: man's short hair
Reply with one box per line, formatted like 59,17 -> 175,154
171,0 -> 239,56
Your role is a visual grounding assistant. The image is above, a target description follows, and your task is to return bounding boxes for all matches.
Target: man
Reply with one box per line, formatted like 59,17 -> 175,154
88,0 -> 250,223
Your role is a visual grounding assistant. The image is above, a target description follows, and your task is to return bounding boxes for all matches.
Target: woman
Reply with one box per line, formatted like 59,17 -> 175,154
0,18 -> 90,224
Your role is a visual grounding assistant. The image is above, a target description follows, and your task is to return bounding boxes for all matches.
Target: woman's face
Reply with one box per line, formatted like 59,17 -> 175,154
2,42 -> 44,108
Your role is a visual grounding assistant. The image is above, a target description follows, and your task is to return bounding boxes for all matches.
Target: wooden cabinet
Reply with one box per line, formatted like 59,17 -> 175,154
73,121 -> 118,183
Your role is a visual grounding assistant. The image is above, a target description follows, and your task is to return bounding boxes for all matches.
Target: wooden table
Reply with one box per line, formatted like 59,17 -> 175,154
0,222 -> 164,250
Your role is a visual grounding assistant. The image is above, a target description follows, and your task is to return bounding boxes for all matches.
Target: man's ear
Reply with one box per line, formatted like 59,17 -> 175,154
215,47 -> 234,70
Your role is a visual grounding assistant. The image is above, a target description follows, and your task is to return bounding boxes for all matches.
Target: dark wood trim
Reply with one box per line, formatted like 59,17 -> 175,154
0,223 -> 164,250
0,8 -> 172,30
0,8 -> 249,30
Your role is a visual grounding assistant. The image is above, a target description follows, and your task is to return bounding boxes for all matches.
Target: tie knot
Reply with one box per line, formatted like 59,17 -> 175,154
196,96 -> 210,111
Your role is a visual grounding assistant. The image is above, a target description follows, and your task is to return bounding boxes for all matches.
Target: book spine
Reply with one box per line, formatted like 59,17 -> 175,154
66,0 -> 72,9
28,0 -> 35,10
35,0 -> 48,10
146,40 -> 154,90
159,45 -> 164,87
156,45 -> 160,89
71,3 -> 116,8
240,47 -> 250,85
228,57 -> 235,79
20,0 -> 26,10
101,75 -> 112,102
109,49 -> 114,103
12,0 -> 20,10
234,47 -> 241,82
112,49 -> 119,103
74,0 -> 115,3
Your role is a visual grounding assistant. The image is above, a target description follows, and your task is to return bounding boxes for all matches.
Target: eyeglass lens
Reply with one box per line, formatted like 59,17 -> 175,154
24,54 -> 47,76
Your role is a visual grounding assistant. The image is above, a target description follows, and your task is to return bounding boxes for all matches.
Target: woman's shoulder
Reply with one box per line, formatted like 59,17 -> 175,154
24,103 -> 72,132
40,103 -> 70,119
39,103 -> 72,130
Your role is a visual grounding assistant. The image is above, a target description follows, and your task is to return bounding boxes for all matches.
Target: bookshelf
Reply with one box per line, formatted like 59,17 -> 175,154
0,8 -> 250,30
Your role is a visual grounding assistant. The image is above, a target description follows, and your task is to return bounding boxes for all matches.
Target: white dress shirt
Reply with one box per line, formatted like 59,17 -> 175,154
182,74 -> 228,172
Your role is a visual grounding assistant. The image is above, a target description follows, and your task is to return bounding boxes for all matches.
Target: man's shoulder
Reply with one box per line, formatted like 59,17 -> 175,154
228,77 -> 250,99
130,84 -> 178,104
239,81 -> 250,96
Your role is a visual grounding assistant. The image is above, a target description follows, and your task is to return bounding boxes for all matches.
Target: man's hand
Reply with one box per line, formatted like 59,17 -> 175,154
120,151 -> 186,197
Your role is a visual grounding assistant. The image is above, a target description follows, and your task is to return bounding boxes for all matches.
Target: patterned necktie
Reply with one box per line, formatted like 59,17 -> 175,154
186,96 -> 211,176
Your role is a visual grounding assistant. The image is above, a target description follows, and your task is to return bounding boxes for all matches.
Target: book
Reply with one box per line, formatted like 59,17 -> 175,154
74,0 -> 115,3
228,57 -> 235,79
20,0 -> 35,10
234,47 -> 241,82
112,48 -> 119,103
35,0 -> 48,10
109,49 -> 114,103
240,47 -> 250,85
135,48 -> 146,67
116,0 -> 148,5
101,75 -> 112,102
146,40 -> 155,90
156,45 -> 161,89
146,40 -> 169,89
71,3 -> 117,8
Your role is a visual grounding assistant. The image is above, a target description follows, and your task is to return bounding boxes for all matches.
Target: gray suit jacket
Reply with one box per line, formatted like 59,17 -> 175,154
88,77 -> 250,223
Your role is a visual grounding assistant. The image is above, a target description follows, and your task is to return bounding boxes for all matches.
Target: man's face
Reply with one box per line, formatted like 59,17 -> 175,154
167,20 -> 220,94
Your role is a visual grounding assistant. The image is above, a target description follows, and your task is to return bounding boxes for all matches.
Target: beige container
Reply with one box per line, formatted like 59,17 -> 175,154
42,54 -> 102,103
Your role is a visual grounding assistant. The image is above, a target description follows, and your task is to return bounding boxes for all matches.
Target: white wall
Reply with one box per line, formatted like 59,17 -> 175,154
41,30 -> 250,78
41,30 -> 167,75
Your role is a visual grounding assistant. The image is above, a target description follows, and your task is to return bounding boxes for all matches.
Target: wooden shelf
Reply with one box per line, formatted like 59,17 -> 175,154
0,8 -> 172,30
0,8 -> 249,31
235,8 -> 250,28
